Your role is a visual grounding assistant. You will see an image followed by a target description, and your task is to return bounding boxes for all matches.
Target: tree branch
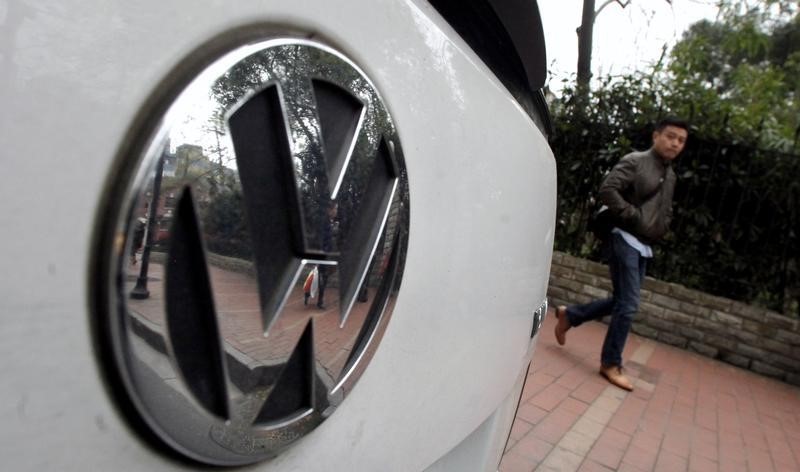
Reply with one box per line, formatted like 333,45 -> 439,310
595,0 -> 630,18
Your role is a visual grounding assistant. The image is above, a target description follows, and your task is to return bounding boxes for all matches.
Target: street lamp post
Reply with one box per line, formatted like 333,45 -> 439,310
130,150 -> 166,299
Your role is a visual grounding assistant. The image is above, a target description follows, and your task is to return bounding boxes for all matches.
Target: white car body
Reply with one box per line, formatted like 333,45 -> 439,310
0,0 -> 556,470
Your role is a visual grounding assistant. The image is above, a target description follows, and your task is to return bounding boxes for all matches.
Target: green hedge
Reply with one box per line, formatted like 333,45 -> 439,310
551,90 -> 799,317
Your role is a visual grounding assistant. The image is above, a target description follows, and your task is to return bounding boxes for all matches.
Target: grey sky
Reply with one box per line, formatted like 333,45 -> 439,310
538,0 -> 720,89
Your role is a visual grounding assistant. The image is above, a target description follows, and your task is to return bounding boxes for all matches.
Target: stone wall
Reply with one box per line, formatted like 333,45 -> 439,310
548,251 -> 800,386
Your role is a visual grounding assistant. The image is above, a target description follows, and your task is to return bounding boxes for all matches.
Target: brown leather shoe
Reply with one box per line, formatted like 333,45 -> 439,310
554,305 -> 570,346
599,365 -> 634,391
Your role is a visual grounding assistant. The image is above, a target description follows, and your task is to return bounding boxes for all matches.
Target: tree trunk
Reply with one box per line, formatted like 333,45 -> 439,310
577,0 -> 596,99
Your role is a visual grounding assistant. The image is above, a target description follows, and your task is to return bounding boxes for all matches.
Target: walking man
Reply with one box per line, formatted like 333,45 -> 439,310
555,116 -> 689,391
316,203 -> 339,309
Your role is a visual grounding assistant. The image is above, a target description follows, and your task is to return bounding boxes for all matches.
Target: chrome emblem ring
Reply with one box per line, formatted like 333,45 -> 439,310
94,38 -> 409,466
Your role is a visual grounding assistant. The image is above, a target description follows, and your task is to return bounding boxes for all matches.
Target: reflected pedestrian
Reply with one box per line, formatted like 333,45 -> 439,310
554,116 -> 689,391
316,203 -> 338,309
130,217 -> 147,266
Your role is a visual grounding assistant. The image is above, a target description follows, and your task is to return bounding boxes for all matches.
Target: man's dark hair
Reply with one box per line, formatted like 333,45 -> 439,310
655,116 -> 689,132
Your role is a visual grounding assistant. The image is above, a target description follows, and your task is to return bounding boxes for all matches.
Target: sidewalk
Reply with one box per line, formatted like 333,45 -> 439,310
124,258 -> 376,389
500,310 -> 800,472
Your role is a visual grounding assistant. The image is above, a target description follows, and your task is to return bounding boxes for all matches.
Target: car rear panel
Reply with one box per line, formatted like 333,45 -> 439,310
0,0 -> 555,469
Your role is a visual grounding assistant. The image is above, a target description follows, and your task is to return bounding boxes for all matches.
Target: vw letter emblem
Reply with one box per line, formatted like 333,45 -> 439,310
93,38 -> 409,466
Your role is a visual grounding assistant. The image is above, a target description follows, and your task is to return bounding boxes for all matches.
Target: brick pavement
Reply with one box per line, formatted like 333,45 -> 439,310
500,309 -> 800,472
124,259 -> 376,387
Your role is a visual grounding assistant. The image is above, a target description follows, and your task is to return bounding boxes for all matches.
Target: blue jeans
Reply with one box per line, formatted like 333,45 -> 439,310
565,233 -> 647,367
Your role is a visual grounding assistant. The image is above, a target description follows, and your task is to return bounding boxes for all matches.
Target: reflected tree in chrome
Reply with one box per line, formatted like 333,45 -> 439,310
111,40 -> 409,464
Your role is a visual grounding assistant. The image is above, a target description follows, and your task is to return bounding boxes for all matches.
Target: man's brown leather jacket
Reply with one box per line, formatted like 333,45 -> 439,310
598,148 -> 676,245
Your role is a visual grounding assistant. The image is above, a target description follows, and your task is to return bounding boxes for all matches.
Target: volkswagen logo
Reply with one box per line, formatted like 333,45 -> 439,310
92,38 -> 409,466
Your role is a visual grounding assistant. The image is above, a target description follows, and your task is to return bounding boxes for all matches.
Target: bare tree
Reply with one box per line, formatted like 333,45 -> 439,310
577,0 -> 683,95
